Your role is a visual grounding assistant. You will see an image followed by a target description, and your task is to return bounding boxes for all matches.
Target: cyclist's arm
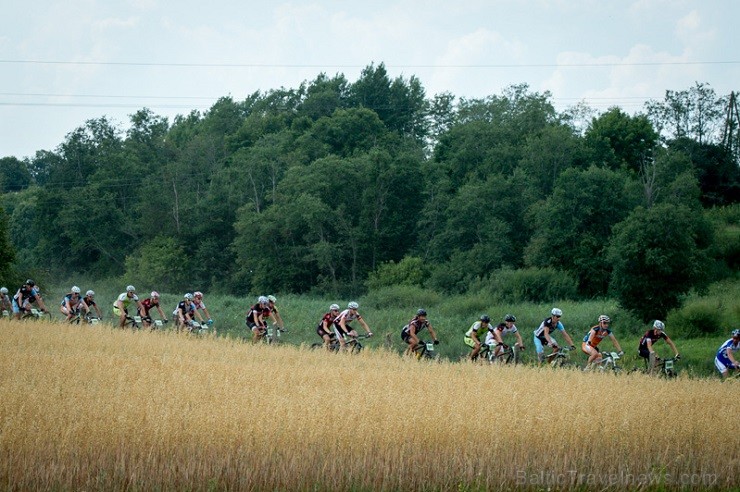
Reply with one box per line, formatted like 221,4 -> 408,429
408,323 -> 419,344
494,330 -> 504,344
156,305 -> 167,320
608,333 -> 623,353
544,326 -> 556,346
270,308 -> 283,328
94,304 -> 103,318
664,336 -> 679,357
427,324 -> 438,342
514,331 -> 524,347
357,317 -> 371,335
35,296 -> 48,311
646,338 -> 655,354
562,329 -> 575,347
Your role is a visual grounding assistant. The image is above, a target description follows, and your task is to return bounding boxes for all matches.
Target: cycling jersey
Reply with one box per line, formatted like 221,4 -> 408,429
60,293 -> 82,310
139,298 -> 160,316
638,329 -> 668,357
114,292 -> 139,310
464,321 -> 488,339
246,303 -> 268,327
401,316 -> 429,343
716,339 -> 740,361
316,312 -> 336,337
494,322 -> 518,336
174,300 -> 195,320
583,325 -> 611,347
82,296 -> 96,307
333,309 -> 363,331
534,317 -> 564,339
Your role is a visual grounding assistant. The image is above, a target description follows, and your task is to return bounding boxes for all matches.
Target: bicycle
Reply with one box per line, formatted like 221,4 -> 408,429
487,344 -> 523,365
187,319 -> 211,335
311,333 -> 368,353
630,354 -> 680,377
594,351 -> 623,373
412,339 -> 439,361
545,346 -> 575,367
125,315 -> 145,329
264,326 -> 287,344
21,308 -> 53,322
141,316 -> 168,330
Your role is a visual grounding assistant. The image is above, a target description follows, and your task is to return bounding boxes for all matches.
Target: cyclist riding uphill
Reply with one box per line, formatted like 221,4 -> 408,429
316,303 -> 341,349
534,308 -> 576,363
334,302 -> 373,350
402,309 -> 438,356
638,320 -> 680,374
12,279 -> 48,319
246,296 -> 270,342
60,286 -> 87,321
113,285 -> 145,328
714,329 -> 740,379
488,314 -> 525,358
139,291 -> 168,329
464,314 -> 491,361
581,315 -> 624,370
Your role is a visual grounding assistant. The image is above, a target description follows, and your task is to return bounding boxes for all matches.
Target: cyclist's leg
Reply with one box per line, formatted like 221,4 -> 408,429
715,357 -> 730,378
534,335 -> 545,363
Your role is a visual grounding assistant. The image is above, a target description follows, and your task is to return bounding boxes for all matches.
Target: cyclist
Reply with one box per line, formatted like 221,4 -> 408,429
81,290 -> 103,320
334,301 -> 373,350
401,308 -> 438,356
714,329 -> 740,379
316,303 -> 341,349
174,293 -> 202,331
638,320 -> 680,374
113,285 -> 145,328
192,291 -> 213,327
534,308 -> 576,363
13,279 -> 48,319
581,315 -> 624,370
464,314 -> 492,361
1,287 -> 11,315
487,314 -> 525,359
246,296 -> 270,342
266,295 -> 285,332
138,291 -> 168,329
60,286 -> 87,321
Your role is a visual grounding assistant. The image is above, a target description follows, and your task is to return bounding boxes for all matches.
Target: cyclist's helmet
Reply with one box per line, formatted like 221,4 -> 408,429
598,314 -> 611,323
184,293 -> 194,300
551,308 -> 563,317
480,314 -> 491,323
86,290 -> 95,297
329,303 -> 340,311
417,308 -> 427,317
268,295 -> 277,302
348,301 -> 359,309
0,287 -> 8,294
504,314 -> 516,322
26,279 -> 35,286
71,286 -> 81,294
126,285 -> 136,292
653,320 -> 665,331
258,296 -> 269,305
151,291 -> 160,298
732,329 -> 740,338
194,291 -> 203,298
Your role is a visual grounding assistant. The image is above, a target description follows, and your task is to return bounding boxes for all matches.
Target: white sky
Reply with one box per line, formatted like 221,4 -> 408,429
1,0 -> 739,160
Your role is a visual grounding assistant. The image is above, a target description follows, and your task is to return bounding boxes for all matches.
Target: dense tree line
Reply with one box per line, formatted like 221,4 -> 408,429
1,65 -> 738,320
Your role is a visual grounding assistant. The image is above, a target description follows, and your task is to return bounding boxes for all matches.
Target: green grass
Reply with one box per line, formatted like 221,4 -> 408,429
39,278 -> 734,378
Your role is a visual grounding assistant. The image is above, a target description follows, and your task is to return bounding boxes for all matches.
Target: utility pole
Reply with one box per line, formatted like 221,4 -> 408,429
721,91 -> 740,165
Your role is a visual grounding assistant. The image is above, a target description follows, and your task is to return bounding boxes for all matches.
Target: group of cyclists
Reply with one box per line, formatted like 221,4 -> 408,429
2,280 -> 738,378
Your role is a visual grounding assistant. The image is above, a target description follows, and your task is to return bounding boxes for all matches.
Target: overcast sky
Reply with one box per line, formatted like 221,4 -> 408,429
2,0 -> 738,160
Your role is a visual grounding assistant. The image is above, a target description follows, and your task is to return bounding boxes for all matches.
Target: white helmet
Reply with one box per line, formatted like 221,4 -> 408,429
184,293 -> 193,300
71,286 -> 81,294
268,295 -> 277,302
194,291 -> 203,298
258,296 -> 269,305
348,301 -> 359,309
653,320 -> 665,331
86,290 -> 95,297
0,287 -> 8,294
551,308 -> 563,317
598,314 -> 610,323
329,304 -> 340,311
126,285 -> 136,292
151,291 -> 160,298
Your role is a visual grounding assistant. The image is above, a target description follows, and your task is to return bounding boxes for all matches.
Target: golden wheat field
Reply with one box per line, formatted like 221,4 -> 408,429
0,320 -> 737,491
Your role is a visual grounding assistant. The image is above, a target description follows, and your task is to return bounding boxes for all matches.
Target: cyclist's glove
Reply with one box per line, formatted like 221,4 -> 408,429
433,339 -> 440,345
569,345 -> 576,350
207,318 -> 213,326
618,351 -> 624,357
675,354 -> 681,360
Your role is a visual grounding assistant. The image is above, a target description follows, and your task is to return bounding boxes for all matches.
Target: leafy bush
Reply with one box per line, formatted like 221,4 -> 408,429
363,285 -> 442,310
481,267 -> 578,303
124,236 -> 190,293
366,256 -> 428,290
667,299 -> 725,338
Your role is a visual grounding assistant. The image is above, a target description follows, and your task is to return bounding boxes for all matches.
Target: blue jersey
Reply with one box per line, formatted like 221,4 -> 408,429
716,339 -> 740,362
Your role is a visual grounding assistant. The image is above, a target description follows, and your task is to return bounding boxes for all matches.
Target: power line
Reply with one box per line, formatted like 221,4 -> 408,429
1,59 -> 739,68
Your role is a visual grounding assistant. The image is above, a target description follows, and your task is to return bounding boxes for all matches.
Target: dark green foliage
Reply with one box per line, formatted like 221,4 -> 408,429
608,204 -> 713,322
667,299 -> 725,338
482,267 -> 579,303
0,205 -> 17,287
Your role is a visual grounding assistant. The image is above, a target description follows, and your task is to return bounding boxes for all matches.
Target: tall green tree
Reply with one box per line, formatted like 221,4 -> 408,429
608,203 -> 713,321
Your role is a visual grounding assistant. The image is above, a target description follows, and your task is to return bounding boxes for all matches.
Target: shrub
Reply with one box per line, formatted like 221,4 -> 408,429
483,267 -> 578,303
366,256 -> 427,290
667,299 -> 724,338
124,236 -> 190,293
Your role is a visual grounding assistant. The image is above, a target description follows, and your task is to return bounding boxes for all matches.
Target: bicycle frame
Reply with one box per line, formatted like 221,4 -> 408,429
413,339 -> 438,360
596,351 -> 621,373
